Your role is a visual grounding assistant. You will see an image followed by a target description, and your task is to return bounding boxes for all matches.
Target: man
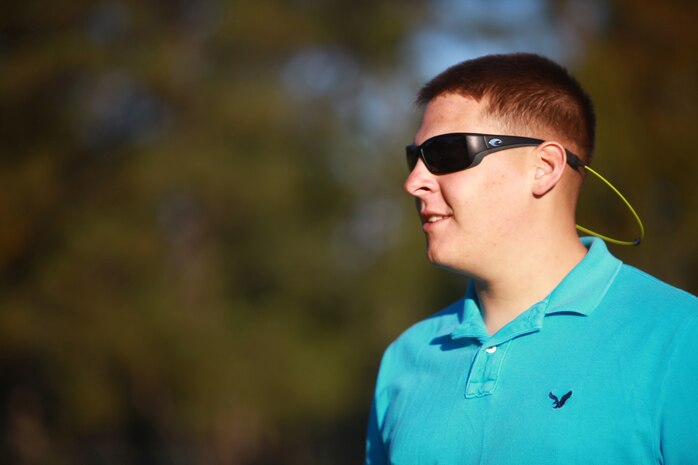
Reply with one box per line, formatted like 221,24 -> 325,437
365,53 -> 698,464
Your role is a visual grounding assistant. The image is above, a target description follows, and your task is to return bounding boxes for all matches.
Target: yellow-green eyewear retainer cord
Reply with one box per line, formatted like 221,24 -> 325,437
575,165 -> 645,246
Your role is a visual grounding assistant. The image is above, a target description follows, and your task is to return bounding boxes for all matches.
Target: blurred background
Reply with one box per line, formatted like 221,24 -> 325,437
1,0 -> 696,463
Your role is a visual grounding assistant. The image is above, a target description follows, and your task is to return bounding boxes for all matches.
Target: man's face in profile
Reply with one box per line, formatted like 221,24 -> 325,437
403,94 -> 534,276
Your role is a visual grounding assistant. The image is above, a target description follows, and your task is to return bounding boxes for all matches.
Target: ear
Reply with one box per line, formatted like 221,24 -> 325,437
531,142 -> 567,197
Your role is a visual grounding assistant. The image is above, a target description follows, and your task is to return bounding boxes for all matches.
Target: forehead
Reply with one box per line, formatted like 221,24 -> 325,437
415,94 -> 500,145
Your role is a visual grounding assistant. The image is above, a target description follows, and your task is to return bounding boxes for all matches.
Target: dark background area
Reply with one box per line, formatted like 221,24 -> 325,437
1,0 -> 696,463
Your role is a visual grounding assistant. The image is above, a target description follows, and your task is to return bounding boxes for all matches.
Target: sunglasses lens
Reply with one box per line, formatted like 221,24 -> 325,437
405,146 -> 419,171
422,134 -> 471,174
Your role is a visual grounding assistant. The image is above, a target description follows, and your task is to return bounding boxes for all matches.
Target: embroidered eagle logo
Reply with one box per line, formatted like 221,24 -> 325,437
549,391 -> 573,409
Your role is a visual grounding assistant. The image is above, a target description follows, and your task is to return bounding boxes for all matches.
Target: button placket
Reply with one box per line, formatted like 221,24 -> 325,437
458,299 -> 547,399
465,342 -> 508,398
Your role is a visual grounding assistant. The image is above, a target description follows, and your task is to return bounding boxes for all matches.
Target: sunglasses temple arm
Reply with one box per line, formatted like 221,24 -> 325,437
565,151 -> 586,170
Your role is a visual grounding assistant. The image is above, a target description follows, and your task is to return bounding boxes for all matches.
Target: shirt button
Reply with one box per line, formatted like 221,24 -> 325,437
485,346 -> 497,354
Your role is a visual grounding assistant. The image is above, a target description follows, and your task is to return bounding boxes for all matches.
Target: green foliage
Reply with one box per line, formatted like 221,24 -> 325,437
1,0 -> 696,464
576,0 -> 698,291
1,1 -> 431,463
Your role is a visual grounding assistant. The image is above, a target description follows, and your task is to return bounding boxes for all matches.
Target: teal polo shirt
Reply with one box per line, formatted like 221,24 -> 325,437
366,237 -> 698,465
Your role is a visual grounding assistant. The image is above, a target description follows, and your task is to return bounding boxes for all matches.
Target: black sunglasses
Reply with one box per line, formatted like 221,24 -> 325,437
406,133 -> 585,175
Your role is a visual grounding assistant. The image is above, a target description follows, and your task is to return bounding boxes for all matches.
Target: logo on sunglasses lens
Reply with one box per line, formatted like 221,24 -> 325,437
488,138 -> 503,146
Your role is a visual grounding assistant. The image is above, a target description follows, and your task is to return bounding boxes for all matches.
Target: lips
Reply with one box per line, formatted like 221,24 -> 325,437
420,211 -> 452,226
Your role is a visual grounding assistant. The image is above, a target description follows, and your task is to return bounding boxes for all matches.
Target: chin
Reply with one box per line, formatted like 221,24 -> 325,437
426,244 -> 472,275
427,248 -> 455,270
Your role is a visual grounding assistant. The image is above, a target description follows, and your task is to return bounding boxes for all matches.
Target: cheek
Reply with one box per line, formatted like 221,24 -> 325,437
490,178 -> 533,231
462,172 -> 511,209
442,159 -> 531,220
457,172 -> 529,229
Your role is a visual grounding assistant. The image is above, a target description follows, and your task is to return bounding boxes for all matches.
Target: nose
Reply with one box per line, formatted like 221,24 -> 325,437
404,158 -> 438,198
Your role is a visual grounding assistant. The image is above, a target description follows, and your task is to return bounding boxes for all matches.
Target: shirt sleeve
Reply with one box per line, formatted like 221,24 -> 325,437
365,342 -> 399,465
657,313 -> 698,463
365,395 -> 387,465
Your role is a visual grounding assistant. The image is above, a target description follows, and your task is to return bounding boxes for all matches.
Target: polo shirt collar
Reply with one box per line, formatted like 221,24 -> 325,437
544,237 -> 622,316
450,237 -> 622,341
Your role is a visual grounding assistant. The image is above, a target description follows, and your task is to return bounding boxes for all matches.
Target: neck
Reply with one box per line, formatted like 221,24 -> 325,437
474,229 -> 587,335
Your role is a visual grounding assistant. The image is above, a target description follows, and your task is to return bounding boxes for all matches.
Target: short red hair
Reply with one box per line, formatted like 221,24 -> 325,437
417,53 -> 596,164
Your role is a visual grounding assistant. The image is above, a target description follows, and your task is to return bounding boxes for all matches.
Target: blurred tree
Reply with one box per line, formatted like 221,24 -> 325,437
0,0 -> 695,464
573,0 -> 698,291
1,1 -> 431,464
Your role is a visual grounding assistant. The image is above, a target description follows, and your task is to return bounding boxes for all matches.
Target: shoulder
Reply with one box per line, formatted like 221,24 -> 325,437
376,298 -> 463,379
598,263 -> 698,344
613,264 -> 697,312
388,298 -> 464,351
